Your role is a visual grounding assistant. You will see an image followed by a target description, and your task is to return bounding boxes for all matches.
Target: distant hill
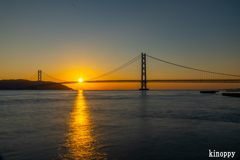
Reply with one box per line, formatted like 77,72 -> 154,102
0,79 -> 73,90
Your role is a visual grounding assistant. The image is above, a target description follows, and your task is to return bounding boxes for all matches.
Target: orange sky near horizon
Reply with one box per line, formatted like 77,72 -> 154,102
1,57 -> 240,90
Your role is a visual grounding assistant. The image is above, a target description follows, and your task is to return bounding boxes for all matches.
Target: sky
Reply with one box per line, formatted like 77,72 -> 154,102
0,0 -> 240,90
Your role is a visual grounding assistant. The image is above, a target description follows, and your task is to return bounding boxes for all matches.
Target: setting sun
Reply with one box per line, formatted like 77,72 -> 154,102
78,78 -> 83,82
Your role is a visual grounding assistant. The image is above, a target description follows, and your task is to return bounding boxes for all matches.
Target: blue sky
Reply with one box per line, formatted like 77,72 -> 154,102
0,0 -> 240,89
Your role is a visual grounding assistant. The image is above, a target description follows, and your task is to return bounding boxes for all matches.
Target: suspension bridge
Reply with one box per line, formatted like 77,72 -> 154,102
30,53 -> 240,90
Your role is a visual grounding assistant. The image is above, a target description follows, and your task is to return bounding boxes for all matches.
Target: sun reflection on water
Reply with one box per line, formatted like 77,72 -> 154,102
61,90 -> 106,159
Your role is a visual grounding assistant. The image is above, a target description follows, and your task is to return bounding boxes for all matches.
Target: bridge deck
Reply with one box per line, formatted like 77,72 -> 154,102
60,79 -> 240,84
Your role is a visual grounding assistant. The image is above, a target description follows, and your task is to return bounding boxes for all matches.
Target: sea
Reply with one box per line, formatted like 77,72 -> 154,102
0,90 -> 240,160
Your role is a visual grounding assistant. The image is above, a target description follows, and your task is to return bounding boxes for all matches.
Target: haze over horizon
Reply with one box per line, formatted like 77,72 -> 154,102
1,0 -> 240,90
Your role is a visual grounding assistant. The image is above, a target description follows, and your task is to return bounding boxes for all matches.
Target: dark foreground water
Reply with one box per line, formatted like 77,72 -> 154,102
0,90 -> 240,160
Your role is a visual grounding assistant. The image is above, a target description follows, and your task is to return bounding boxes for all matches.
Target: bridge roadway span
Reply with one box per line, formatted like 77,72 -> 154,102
60,79 -> 240,84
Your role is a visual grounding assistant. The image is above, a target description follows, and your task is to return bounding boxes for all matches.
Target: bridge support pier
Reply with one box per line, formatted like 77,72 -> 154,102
139,53 -> 149,90
37,70 -> 42,90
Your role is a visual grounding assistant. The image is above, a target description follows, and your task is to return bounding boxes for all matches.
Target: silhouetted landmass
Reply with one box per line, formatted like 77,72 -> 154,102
200,90 -> 219,94
0,79 -> 73,90
222,93 -> 240,97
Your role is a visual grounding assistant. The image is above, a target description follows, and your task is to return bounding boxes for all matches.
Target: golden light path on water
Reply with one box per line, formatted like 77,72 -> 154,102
61,90 -> 106,159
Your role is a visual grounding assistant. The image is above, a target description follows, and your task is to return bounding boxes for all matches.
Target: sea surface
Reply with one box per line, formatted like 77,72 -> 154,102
0,90 -> 240,160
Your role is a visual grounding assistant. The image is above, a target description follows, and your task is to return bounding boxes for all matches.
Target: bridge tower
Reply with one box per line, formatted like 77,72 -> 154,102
37,70 -> 42,90
139,53 -> 149,90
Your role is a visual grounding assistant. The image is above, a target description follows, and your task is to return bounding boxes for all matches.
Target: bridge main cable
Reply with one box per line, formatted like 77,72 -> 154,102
146,55 -> 240,78
42,72 -> 66,82
86,54 -> 141,81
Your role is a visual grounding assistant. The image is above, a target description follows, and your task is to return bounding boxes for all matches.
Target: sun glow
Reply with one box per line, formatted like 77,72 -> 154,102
78,78 -> 83,82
